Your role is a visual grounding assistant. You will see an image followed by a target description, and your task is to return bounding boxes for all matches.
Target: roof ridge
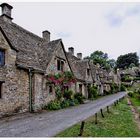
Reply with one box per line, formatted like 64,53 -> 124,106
11,21 -> 43,41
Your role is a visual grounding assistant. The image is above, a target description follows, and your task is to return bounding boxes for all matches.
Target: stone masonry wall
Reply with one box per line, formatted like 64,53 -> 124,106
0,31 -> 29,117
35,43 -> 75,107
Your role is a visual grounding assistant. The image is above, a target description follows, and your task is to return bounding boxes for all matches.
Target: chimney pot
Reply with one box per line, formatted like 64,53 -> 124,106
77,53 -> 82,60
0,3 -> 13,22
68,47 -> 74,55
42,30 -> 50,43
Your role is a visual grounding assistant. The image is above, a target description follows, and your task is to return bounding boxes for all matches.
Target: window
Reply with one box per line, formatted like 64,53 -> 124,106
0,50 -> 5,66
57,59 -> 64,71
0,82 -> 3,99
79,84 -> 82,93
87,68 -> 90,76
49,85 -> 53,93
57,60 -> 61,71
61,61 -> 64,72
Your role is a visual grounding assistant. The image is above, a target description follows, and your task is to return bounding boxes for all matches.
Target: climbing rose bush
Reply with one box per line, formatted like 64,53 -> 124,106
46,71 -> 76,86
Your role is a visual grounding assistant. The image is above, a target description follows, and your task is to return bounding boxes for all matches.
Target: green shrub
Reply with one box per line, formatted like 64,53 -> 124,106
110,83 -> 119,93
63,90 -> 74,100
68,99 -> 79,106
136,88 -> 140,94
104,90 -> 111,95
74,92 -> 84,104
134,77 -> 140,81
128,91 -> 134,97
68,99 -> 75,106
47,100 -> 61,110
136,94 -> 140,100
73,99 -> 80,105
120,84 -> 126,91
55,87 -> 63,100
89,86 -> 98,99
60,99 -> 70,108
122,75 -> 133,82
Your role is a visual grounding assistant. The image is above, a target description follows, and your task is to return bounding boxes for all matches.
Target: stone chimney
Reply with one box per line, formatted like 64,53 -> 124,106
0,3 -> 13,23
77,53 -> 82,60
42,30 -> 50,43
68,47 -> 74,55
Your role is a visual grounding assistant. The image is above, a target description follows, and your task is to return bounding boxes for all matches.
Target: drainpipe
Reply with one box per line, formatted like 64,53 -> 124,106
16,64 -> 45,113
29,69 -> 33,113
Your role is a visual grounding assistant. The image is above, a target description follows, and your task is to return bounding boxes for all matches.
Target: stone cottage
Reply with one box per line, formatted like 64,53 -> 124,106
66,48 -> 93,98
0,3 -> 75,116
0,3 -> 121,117
89,61 -> 104,95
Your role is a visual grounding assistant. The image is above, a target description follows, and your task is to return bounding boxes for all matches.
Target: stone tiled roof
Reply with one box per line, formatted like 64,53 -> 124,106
38,39 -> 62,71
66,52 -> 83,81
119,69 -> 137,77
0,17 -> 63,72
0,17 -> 44,71
66,53 -> 90,82
89,61 -> 97,82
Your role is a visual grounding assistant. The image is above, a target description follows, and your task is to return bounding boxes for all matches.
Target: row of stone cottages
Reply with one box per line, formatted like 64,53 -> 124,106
0,3 -> 121,116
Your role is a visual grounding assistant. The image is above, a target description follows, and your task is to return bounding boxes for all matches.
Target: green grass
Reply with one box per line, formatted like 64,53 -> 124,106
130,97 -> 140,113
56,99 -> 140,137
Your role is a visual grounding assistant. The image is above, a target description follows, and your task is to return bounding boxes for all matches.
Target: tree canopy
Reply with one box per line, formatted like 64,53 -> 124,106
84,50 -> 116,70
116,52 -> 139,69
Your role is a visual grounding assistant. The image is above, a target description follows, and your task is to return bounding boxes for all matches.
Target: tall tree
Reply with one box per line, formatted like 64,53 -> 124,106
84,50 -> 116,70
116,52 -> 139,69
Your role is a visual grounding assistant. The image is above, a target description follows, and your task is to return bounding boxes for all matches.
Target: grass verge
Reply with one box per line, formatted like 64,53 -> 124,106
129,97 -> 140,113
56,99 -> 140,137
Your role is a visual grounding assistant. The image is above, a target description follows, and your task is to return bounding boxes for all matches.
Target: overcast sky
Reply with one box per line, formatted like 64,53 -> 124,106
1,2 -> 140,60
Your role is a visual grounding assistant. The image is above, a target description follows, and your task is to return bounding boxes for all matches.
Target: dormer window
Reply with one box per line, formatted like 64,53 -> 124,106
0,49 -> 5,66
87,68 -> 90,76
57,59 -> 64,71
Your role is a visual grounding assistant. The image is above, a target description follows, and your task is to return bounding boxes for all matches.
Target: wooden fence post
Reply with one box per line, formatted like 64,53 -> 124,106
100,109 -> 104,118
78,121 -> 85,136
114,102 -> 116,106
107,106 -> 110,113
95,113 -> 98,124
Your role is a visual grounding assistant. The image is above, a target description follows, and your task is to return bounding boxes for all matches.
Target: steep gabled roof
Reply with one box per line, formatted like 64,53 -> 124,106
38,39 -> 61,71
0,17 -> 72,73
0,17 -> 43,71
66,53 -> 92,82
89,61 -> 98,82
39,39 -> 73,73
0,17 -> 74,72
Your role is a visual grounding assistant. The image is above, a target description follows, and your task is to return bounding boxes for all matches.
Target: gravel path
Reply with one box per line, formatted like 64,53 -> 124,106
0,92 -> 126,137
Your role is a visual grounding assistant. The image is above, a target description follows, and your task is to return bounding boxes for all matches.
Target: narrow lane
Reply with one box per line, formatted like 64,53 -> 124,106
0,92 -> 126,137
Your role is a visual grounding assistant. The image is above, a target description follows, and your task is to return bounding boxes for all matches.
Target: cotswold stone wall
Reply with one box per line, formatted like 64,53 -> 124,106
46,44 -> 71,75
0,31 -> 29,117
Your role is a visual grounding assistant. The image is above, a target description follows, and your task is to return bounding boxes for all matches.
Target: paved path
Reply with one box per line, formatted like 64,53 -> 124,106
0,92 -> 126,137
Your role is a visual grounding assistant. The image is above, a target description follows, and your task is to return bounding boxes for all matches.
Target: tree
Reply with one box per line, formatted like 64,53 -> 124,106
107,59 -> 116,68
116,52 -> 139,69
84,50 -> 116,70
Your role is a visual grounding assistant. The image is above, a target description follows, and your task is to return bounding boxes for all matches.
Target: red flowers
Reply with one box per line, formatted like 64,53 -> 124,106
46,71 -> 76,86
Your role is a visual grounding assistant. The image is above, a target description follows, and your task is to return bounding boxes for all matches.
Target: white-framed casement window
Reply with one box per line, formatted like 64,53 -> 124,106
0,49 -> 5,66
